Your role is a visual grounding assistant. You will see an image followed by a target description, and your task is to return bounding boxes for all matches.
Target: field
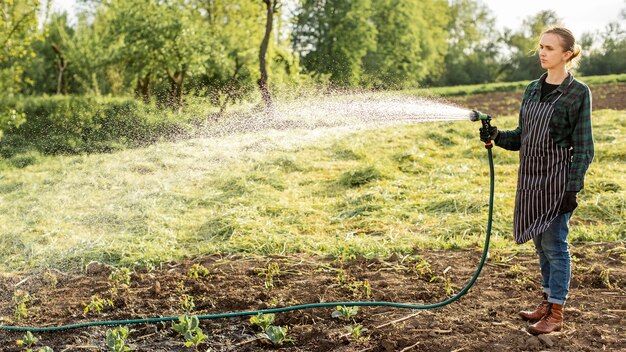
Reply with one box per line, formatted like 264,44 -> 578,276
0,85 -> 624,351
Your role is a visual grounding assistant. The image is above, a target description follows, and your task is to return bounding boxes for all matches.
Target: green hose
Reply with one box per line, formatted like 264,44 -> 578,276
1,147 -> 495,333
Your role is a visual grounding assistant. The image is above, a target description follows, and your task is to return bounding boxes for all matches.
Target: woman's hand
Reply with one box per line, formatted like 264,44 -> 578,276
559,191 -> 578,215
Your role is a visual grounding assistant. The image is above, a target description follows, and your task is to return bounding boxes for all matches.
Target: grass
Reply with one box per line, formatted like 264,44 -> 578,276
411,73 -> 626,97
0,108 -> 624,271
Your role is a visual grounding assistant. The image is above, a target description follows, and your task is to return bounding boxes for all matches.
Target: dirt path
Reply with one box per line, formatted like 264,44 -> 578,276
1,243 -> 624,351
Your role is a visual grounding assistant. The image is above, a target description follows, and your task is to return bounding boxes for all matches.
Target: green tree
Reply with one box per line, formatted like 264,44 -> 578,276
364,0 -> 449,89
0,0 -> 42,96
438,0 -> 501,86
104,0 -> 214,109
500,10 -> 562,82
24,12 -> 75,95
579,20 -> 626,75
293,0 -> 377,87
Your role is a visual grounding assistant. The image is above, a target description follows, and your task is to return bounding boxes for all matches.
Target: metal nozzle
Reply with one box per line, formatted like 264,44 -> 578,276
470,110 -> 492,122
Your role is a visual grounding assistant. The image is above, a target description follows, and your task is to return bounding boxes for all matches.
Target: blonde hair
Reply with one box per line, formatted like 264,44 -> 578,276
541,26 -> 582,68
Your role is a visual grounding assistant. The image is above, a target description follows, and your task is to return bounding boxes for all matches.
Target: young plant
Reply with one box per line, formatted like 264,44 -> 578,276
347,280 -> 372,299
105,326 -> 132,352
257,262 -> 281,289
260,325 -> 293,346
83,294 -> 114,316
109,268 -> 132,287
332,305 -> 359,321
180,294 -> 195,313
249,313 -> 275,331
346,324 -> 369,342
16,331 -> 38,349
172,315 -> 207,349
187,264 -> 210,280
13,290 -> 30,321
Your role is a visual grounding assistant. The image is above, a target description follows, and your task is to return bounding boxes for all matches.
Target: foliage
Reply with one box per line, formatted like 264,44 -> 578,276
293,0 -> 377,87
346,324 -> 369,342
187,264 -> 210,279
331,305 -> 359,321
0,95 -> 198,156
83,295 -> 114,316
499,10 -> 562,82
260,325 -> 293,346
0,0 -> 42,96
579,21 -> 626,76
250,313 -> 276,331
440,0 -> 502,86
364,0 -> 449,88
105,326 -> 132,352
109,267 -> 132,287
13,290 -> 30,321
172,314 -> 208,348
16,331 -> 37,348
257,262 -> 282,289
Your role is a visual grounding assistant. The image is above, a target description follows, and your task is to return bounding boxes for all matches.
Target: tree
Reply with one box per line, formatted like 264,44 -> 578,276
293,0 -> 377,87
579,21 -> 626,75
104,0 -> 213,109
258,0 -> 279,115
438,0 -> 501,86
0,0 -> 41,96
363,0 -> 449,89
500,10 -> 562,82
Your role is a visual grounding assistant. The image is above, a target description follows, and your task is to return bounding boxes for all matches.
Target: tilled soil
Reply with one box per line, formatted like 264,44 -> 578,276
446,82 -> 626,117
0,243 -> 624,352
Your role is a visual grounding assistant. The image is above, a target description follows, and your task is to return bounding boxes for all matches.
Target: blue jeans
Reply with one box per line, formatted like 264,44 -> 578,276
532,212 -> 572,305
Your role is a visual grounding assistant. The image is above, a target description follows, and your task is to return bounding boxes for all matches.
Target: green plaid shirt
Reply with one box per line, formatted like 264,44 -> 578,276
496,72 -> 594,192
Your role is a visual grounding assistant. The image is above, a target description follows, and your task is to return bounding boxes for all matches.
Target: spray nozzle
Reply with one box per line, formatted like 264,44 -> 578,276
469,110 -> 492,122
470,110 -> 494,148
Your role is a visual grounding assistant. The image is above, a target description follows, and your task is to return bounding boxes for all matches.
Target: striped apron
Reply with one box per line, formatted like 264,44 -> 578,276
513,87 -> 572,244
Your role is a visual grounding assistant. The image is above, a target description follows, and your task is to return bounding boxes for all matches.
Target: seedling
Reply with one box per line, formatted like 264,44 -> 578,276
413,257 -> 432,277
180,294 -> 195,313
347,280 -> 372,298
105,326 -> 132,352
250,313 -> 275,331
83,294 -> 114,316
172,315 -> 207,349
187,264 -> 210,279
43,270 -> 58,288
346,324 -> 369,342
109,268 -> 132,287
332,305 -> 359,321
16,331 -> 38,348
257,262 -> 281,289
13,290 -> 30,321
260,325 -> 293,346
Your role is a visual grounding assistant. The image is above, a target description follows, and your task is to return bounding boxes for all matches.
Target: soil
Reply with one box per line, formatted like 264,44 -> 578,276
1,243 -> 624,352
446,82 -> 626,117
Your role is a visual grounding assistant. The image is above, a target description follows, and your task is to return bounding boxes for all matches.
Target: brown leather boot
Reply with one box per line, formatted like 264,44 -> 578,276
528,303 -> 564,335
518,293 -> 548,322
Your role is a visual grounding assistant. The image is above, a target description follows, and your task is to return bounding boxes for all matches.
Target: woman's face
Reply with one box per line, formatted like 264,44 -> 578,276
538,33 -> 572,70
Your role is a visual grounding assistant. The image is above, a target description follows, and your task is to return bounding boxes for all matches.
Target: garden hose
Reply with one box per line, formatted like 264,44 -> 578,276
0,146 -> 495,333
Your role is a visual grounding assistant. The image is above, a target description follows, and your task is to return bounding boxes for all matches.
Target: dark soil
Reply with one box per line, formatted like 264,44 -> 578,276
1,243 -> 624,352
447,82 -> 626,117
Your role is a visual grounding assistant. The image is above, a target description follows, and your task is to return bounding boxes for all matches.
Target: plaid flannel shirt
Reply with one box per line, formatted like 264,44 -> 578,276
496,72 -> 594,192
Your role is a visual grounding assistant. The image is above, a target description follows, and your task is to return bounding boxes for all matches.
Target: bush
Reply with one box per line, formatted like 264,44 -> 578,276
0,95 -> 198,157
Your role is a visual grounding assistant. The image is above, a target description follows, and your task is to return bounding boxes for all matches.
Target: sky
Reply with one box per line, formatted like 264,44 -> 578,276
49,0 -> 625,39
480,0 -> 625,38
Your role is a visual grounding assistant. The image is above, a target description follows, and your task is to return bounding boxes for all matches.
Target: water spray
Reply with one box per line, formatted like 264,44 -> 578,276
0,106 -> 497,333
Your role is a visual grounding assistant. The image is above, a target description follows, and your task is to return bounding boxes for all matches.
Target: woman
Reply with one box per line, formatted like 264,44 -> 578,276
480,26 -> 594,334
